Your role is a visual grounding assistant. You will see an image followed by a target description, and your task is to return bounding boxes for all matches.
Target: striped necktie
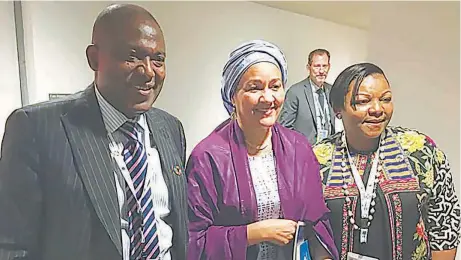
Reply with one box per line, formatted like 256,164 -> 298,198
120,121 -> 160,260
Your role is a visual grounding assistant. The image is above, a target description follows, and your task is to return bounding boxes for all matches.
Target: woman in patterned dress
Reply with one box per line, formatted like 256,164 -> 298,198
313,62 -> 460,260
186,40 -> 338,260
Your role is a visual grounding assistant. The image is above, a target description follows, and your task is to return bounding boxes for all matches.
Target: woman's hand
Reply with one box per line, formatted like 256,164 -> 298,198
247,219 -> 297,246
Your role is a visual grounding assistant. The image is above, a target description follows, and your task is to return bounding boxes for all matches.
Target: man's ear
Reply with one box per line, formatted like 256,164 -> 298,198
86,44 -> 98,71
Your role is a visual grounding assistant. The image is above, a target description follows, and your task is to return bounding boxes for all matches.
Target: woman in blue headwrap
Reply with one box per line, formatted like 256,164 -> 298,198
186,40 -> 338,260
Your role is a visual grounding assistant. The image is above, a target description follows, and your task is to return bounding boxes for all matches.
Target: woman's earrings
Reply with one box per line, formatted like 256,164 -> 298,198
231,108 -> 237,120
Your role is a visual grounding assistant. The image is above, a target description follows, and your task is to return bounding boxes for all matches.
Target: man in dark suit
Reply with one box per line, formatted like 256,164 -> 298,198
0,4 -> 187,260
279,49 -> 336,144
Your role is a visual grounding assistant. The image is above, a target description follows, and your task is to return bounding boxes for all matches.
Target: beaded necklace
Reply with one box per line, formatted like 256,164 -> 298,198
340,132 -> 385,243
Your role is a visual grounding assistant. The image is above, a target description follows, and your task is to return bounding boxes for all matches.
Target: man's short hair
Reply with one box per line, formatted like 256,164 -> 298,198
308,49 -> 330,65
92,4 -> 159,45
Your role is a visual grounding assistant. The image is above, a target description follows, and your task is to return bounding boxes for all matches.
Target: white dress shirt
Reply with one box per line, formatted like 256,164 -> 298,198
95,87 -> 172,260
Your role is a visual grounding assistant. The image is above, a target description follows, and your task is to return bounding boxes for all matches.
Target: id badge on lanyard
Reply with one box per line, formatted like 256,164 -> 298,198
347,252 -> 379,260
317,129 -> 329,142
315,94 -> 329,142
346,146 -> 380,244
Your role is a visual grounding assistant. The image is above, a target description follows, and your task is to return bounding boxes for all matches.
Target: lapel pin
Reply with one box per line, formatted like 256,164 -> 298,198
173,165 -> 182,176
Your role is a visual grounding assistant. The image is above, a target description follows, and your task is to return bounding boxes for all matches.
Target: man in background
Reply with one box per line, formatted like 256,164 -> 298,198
0,4 -> 187,260
279,48 -> 336,144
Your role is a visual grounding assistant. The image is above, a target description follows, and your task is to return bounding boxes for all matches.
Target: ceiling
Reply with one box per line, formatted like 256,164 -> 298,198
253,1 -> 372,30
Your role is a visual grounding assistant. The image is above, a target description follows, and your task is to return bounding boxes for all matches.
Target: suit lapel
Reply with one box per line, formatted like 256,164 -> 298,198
145,110 -> 187,259
145,111 -> 184,209
303,78 -> 317,128
61,86 -> 122,254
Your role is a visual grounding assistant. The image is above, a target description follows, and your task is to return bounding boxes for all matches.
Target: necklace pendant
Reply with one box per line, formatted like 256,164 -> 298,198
360,228 -> 369,244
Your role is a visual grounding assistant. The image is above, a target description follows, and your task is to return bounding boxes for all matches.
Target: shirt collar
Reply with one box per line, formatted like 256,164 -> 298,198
309,78 -> 323,92
94,84 -> 147,134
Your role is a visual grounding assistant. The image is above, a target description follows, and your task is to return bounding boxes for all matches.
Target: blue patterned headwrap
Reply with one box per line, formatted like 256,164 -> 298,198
220,40 -> 288,115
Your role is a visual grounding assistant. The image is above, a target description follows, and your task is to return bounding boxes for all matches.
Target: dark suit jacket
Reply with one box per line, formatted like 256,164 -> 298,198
278,77 -> 335,144
0,85 -> 188,260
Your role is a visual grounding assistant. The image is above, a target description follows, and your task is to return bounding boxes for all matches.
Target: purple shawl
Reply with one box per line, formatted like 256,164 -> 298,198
186,119 -> 338,260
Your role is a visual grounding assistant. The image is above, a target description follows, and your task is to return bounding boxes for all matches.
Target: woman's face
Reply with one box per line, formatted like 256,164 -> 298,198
341,73 -> 394,140
233,62 -> 285,129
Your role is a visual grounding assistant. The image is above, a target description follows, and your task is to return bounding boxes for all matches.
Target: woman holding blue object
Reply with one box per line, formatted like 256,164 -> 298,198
186,40 -> 338,260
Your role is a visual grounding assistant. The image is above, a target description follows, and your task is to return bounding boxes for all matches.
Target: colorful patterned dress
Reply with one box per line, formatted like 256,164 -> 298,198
313,126 -> 460,259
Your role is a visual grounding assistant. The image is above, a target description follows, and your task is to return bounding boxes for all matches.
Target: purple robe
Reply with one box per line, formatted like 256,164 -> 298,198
186,119 -> 338,260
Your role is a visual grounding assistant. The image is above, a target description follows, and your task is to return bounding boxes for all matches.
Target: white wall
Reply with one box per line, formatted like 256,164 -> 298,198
11,1 -> 460,184
21,1 -> 104,104
20,1 -> 368,155
367,1 -> 461,193
0,1 -> 22,142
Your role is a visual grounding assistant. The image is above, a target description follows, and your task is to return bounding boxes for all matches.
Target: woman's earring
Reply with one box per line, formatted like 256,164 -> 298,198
231,109 -> 237,120
336,113 -> 342,119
